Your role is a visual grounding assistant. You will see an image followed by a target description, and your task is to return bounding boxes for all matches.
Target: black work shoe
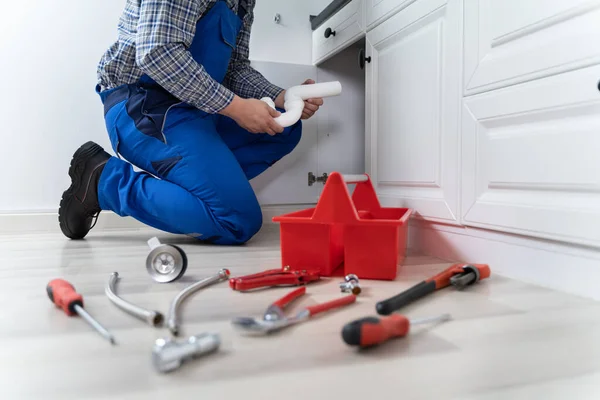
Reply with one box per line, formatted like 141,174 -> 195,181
59,141 -> 110,239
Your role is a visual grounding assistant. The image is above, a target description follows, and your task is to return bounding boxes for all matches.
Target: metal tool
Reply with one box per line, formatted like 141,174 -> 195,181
376,264 -> 491,315
146,237 -> 188,283
106,272 -> 164,327
339,274 -> 361,295
232,286 -> 357,335
342,313 -> 451,348
47,279 -> 116,345
308,172 -> 370,186
167,269 -> 230,336
152,333 -> 220,373
229,266 -> 320,291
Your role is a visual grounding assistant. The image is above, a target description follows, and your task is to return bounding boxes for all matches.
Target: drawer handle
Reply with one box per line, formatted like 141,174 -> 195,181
358,48 -> 372,70
324,27 -> 336,38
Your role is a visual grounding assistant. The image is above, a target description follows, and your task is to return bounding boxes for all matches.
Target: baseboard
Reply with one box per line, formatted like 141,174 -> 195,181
0,204 -> 311,235
408,220 -> 600,301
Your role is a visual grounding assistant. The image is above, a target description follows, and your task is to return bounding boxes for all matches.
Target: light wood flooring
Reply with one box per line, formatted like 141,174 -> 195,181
2,226 -> 600,399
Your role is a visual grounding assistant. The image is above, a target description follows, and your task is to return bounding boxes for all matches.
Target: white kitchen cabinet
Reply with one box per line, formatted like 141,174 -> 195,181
312,0 -> 365,65
464,0 -> 600,95
365,0 -> 416,30
365,0 -> 462,223
462,64 -> 600,248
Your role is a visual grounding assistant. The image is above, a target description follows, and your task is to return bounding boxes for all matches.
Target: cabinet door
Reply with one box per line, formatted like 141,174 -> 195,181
366,0 -> 416,30
462,65 -> 600,248
464,0 -> 600,95
365,0 -> 461,223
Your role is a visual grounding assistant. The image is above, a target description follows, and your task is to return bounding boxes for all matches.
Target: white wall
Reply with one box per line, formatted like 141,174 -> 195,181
0,0 -> 322,214
250,0 -> 326,65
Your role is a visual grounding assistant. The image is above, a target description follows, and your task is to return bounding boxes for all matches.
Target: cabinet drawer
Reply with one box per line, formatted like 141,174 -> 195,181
464,0 -> 600,95
312,0 -> 364,65
366,0 -> 416,30
461,64 -> 600,247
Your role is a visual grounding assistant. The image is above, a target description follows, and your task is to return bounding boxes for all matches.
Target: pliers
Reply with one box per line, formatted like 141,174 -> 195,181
231,287 -> 357,334
229,266 -> 321,291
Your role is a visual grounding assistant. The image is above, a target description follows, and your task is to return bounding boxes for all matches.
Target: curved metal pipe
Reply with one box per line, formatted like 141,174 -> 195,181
167,268 -> 230,336
106,272 -> 164,327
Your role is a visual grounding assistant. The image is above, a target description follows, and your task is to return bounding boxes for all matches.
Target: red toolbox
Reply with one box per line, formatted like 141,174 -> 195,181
272,172 -> 412,280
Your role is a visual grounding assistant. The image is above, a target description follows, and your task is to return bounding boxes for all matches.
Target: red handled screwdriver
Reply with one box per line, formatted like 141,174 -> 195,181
342,313 -> 450,347
47,279 -> 116,345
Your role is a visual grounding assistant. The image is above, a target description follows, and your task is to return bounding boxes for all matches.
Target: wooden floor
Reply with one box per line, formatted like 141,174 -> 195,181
2,226 -> 600,399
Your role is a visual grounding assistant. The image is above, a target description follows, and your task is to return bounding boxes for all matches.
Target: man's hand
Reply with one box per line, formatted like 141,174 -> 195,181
300,79 -> 324,120
274,79 -> 325,121
220,96 -> 284,136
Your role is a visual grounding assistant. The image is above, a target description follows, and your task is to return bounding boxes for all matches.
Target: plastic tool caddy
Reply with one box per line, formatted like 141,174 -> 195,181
273,172 -> 412,280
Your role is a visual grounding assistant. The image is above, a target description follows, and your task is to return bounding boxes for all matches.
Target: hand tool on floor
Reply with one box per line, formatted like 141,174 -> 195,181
167,269 -> 230,336
376,264 -> 491,315
47,279 -> 116,345
229,266 -> 320,291
342,313 -> 451,348
146,237 -> 188,283
339,274 -> 361,295
152,333 -> 220,373
106,272 -> 164,327
231,286 -> 357,335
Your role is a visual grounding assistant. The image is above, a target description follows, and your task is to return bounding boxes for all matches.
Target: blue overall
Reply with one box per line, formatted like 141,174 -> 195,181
96,1 -> 302,244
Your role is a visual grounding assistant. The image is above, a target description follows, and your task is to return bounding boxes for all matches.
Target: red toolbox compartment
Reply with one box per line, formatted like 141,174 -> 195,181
272,172 -> 412,280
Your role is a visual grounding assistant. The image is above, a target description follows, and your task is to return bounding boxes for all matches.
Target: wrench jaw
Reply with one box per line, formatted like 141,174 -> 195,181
263,305 -> 286,322
231,317 -> 286,335
231,310 -> 311,335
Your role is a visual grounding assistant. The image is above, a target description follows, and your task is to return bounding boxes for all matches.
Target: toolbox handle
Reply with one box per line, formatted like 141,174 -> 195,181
312,172 -> 381,223
342,174 -> 368,183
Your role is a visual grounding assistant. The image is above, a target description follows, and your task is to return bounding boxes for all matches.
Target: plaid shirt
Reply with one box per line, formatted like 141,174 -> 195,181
97,0 -> 284,114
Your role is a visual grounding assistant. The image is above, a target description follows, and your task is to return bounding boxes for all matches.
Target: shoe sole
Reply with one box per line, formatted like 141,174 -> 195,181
58,142 -> 106,239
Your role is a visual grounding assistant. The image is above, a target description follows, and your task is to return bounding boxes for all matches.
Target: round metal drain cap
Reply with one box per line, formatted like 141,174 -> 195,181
146,242 -> 188,283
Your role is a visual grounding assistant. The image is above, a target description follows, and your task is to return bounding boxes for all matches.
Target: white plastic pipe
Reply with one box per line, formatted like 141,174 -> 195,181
261,81 -> 342,128
342,174 -> 368,183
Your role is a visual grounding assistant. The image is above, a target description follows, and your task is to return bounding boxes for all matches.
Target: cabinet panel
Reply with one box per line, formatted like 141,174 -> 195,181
366,0 -> 461,223
366,0 -> 416,30
462,65 -> 600,247
464,0 -> 600,95
313,0 -> 365,65
317,41 -> 366,193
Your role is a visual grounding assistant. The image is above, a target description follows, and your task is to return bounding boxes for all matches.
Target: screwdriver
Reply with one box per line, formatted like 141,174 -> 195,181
341,313 -> 451,348
47,279 -> 116,345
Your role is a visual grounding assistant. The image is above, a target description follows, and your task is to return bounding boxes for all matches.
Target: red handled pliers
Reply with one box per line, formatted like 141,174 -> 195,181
231,286 -> 357,334
229,266 -> 321,291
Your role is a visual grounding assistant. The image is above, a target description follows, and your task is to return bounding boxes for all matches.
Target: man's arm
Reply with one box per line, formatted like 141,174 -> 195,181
223,4 -> 285,103
135,0 -> 235,114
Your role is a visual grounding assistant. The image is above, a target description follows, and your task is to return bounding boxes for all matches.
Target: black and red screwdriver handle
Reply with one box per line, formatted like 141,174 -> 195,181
47,279 -> 84,316
376,264 -> 490,315
342,315 -> 410,347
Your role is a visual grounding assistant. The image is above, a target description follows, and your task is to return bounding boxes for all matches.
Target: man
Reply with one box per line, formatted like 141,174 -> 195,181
58,0 -> 323,245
